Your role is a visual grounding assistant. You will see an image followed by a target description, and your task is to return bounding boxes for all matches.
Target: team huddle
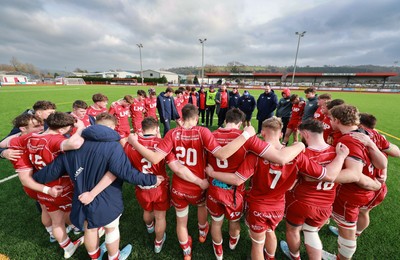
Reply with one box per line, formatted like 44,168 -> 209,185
0,85 -> 399,260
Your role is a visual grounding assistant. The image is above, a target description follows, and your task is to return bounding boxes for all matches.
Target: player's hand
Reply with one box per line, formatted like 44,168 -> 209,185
350,132 -> 373,147
78,192 -> 95,205
74,118 -> 85,129
335,142 -> 349,158
1,149 -> 23,161
128,133 -> 139,146
371,178 -> 382,191
243,126 -> 256,137
155,176 -> 165,187
205,164 -> 214,177
49,185 -> 63,198
198,179 -> 209,190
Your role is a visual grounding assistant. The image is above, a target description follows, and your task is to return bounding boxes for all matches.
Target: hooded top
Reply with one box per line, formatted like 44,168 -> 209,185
33,124 -> 156,229
157,92 -> 180,123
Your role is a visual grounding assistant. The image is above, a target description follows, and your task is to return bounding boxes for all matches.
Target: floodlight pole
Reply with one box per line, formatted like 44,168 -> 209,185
199,38 -> 207,84
291,31 -> 306,86
137,43 -> 144,85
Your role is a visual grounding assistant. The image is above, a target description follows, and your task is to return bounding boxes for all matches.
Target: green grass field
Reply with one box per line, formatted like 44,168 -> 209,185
0,85 -> 399,259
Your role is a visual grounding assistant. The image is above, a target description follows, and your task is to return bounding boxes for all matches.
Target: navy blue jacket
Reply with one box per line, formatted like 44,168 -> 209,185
229,92 -> 241,108
302,95 -> 318,121
238,95 -> 256,113
157,92 -> 180,123
256,91 -> 278,120
33,124 -> 156,230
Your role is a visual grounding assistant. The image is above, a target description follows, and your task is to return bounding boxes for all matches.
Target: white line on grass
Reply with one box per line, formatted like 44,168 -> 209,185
0,173 -> 18,184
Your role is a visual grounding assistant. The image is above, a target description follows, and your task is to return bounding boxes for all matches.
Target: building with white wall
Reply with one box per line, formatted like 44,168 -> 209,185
142,70 -> 179,84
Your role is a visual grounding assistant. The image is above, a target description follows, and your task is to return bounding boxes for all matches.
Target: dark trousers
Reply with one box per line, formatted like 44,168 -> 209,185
206,105 -> 215,127
281,117 -> 290,137
217,107 -> 228,127
163,119 -> 171,137
199,108 -> 206,125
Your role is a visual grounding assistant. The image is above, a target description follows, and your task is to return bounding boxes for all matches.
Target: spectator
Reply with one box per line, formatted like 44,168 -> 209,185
205,85 -> 217,127
228,86 -> 240,109
198,86 -> 207,126
256,83 -> 278,134
302,87 -> 318,121
276,88 -> 292,137
215,84 -> 229,127
157,87 -> 180,136
238,90 -> 256,127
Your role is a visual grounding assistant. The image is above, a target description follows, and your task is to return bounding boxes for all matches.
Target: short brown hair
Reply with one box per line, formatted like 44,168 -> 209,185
304,87 -> 316,94
137,90 -> 147,98
330,104 -> 359,126
96,113 -> 118,125
318,93 -> 332,100
142,117 -> 159,131
359,113 -> 377,129
182,104 -> 198,121
262,116 -> 283,131
123,95 -> 134,104
46,112 -> 75,130
326,99 -> 345,110
73,100 -> 88,109
165,87 -> 174,93
33,100 -> 56,111
12,114 -> 43,128
92,93 -> 108,102
225,108 -> 245,124
298,119 -> 324,134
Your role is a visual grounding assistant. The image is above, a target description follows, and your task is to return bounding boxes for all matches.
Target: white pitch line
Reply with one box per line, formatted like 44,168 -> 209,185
0,173 -> 18,184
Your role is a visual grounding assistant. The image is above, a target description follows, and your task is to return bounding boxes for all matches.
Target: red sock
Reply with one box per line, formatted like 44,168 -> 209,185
88,248 -> 101,259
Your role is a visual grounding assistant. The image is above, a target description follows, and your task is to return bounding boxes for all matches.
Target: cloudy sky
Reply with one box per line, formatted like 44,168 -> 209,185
0,0 -> 399,72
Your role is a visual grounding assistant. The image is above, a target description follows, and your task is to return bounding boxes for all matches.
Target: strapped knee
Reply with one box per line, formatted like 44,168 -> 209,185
104,216 -> 120,244
303,229 -> 322,250
338,236 -> 357,258
211,214 -> 224,222
176,206 -> 189,218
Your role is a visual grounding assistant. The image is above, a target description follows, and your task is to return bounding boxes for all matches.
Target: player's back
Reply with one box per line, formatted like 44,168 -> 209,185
292,145 -> 337,206
27,133 -> 66,170
336,132 -> 376,204
124,135 -> 168,180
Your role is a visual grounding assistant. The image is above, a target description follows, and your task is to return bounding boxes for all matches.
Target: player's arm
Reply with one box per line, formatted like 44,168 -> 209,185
333,158 -> 363,184
0,133 -> 20,148
18,169 -> 62,198
127,133 -> 165,164
78,171 -> 117,205
205,164 -> 245,186
168,161 -> 208,190
261,142 -> 305,165
62,119 -> 85,151
0,148 -> 23,161
355,174 -> 382,191
321,142 -> 349,182
213,126 -> 256,160
383,143 -> 400,158
33,155 -> 67,184
350,132 -> 387,169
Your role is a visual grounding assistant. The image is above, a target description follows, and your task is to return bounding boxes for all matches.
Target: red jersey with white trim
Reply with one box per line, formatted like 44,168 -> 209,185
174,97 -> 184,119
155,126 -> 221,195
87,105 -> 107,117
70,113 -> 92,135
313,107 -> 324,121
291,145 -> 337,206
144,97 -> 157,119
108,101 -> 130,130
336,131 -> 376,204
7,133 -> 34,173
289,102 -> 305,123
130,98 -> 145,122
322,116 -> 333,142
236,152 -> 326,211
183,92 -> 190,106
363,127 -> 390,151
124,135 -> 174,189
27,133 -> 66,169
207,128 -> 270,192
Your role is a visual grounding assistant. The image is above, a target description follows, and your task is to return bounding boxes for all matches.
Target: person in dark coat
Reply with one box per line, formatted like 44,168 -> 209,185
302,87 -> 319,122
33,113 -> 162,260
256,83 -> 278,134
228,86 -> 240,109
157,87 -> 180,136
238,90 -> 256,126
276,88 -> 292,137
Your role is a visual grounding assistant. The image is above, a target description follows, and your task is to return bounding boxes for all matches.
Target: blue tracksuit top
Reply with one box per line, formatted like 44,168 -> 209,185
33,124 -> 156,230
256,90 -> 278,120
